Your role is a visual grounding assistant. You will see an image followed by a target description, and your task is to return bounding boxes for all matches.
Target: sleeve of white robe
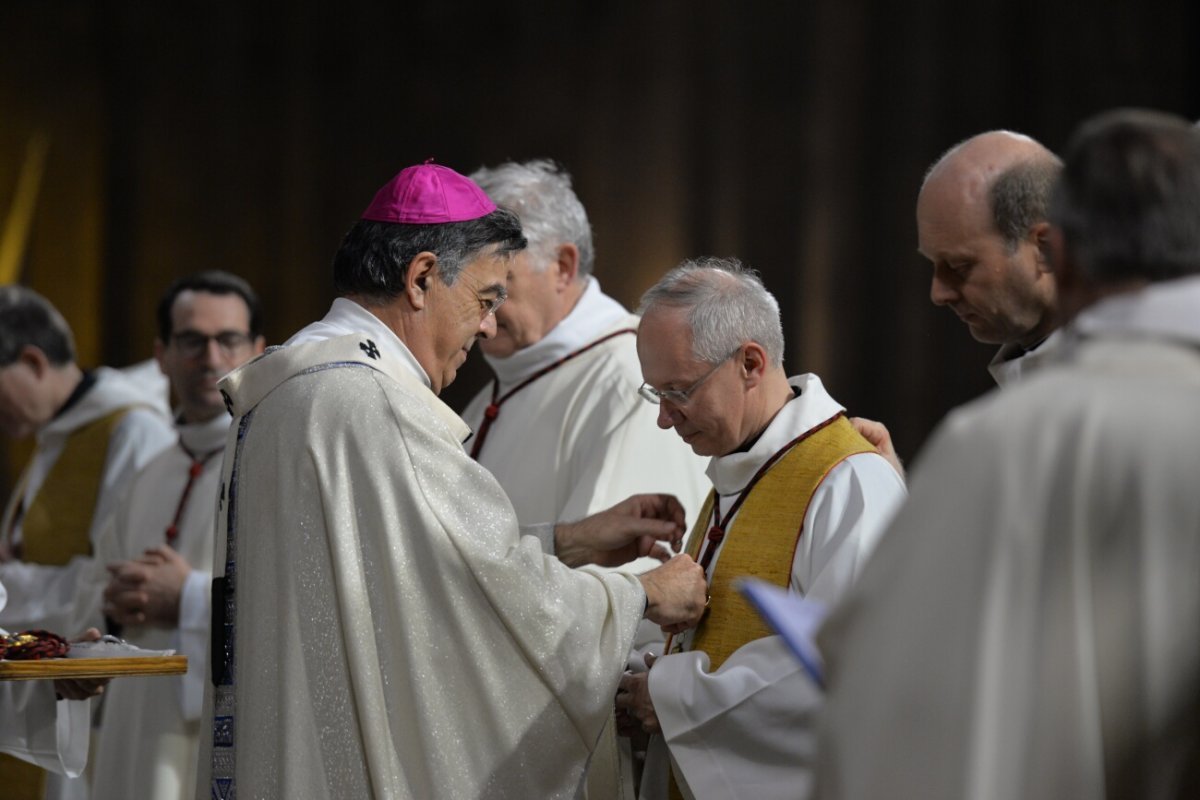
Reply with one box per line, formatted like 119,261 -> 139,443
792,454 -> 906,606
0,556 -> 98,635
647,455 -> 905,800
177,568 -> 211,720
0,683 -> 90,777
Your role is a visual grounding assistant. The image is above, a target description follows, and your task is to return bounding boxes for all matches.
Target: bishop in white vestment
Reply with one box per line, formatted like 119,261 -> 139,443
197,163 -> 707,799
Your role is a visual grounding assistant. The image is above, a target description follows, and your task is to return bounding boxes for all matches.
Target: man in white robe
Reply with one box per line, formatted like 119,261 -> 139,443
84,272 -> 264,800
463,160 -> 708,533
917,131 -> 1064,387
0,288 -> 175,639
618,259 -> 906,800
463,160 -> 709,798
197,163 -> 709,799
816,109 -> 1200,800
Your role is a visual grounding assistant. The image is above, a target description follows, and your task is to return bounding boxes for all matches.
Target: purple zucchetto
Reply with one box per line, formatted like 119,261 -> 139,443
361,160 -> 497,224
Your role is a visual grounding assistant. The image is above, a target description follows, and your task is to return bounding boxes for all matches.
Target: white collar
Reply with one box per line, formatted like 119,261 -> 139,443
286,297 -> 431,388
177,411 -> 232,454
40,366 -> 167,442
483,278 -> 632,386
220,333 -> 469,442
1071,274 -> 1200,347
705,374 -> 844,496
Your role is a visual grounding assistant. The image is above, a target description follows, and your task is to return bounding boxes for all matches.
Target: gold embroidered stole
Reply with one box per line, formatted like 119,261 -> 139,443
666,415 -> 873,799
20,407 -> 132,565
682,414 -> 873,669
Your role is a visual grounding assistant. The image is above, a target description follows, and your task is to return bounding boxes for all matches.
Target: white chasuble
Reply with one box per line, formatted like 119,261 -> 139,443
198,327 -> 647,800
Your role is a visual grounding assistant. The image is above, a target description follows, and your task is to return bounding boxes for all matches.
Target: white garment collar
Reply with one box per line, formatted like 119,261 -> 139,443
1071,274 -> 1200,347
987,328 -> 1066,388
286,297 -> 431,388
483,278 -> 632,386
39,366 -> 165,443
177,411 -> 231,454
706,374 -> 844,496
220,333 -> 470,443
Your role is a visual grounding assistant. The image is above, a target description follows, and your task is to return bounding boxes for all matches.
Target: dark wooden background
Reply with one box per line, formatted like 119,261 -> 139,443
2,1 -> 1197,489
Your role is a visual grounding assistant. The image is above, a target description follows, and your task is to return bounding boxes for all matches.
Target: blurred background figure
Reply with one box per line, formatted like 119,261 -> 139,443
88,271 -> 264,800
817,108 -> 1200,800
0,286 -> 173,800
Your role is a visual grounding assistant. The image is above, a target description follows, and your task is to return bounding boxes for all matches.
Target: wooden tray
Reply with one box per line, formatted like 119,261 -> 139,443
0,655 -> 187,681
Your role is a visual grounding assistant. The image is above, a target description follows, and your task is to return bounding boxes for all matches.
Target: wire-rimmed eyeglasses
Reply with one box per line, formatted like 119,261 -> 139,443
170,331 -> 254,359
638,349 -> 739,406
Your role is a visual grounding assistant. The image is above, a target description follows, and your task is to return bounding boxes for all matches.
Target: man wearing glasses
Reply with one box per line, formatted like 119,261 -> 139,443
618,257 -> 907,800
197,163 -> 708,799
462,160 -> 708,799
89,271 -> 264,800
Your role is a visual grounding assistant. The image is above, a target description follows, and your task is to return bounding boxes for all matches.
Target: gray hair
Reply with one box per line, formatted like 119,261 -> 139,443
0,286 -> 76,366
1050,108 -> 1200,283
637,256 -> 785,366
989,158 -> 1062,252
470,159 -> 595,277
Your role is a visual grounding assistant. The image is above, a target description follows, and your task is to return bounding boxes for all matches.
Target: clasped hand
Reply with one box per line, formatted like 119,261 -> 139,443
103,544 -> 192,627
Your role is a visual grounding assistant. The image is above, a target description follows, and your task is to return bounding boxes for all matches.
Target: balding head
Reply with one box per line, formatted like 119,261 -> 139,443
917,131 -> 1062,347
923,131 -> 1062,251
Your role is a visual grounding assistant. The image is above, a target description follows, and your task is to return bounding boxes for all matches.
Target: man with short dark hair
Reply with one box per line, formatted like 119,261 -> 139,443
0,285 -> 175,796
817,109 -> 1200,800
0,287 -> 175,632
918,131 -> 1064,385
88,271 -> 265,800
198,163 -> 708,799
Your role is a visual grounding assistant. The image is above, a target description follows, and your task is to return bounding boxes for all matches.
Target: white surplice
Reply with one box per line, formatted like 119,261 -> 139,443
642,375 -> 907,800
87,412 -> 229,800
462,278 -> 709,537
0,366 -> 175,636
196,302 -> 649,799
816,275 -> 1200,800
0,584 -> 90,779
461,279 -> 710,799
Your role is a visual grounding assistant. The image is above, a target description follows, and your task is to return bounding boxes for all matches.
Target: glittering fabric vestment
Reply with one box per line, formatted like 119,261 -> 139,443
198,331 -> 646,799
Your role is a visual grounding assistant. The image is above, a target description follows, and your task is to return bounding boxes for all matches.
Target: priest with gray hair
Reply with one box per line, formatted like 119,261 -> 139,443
462,159 -> 709,799
618,257 -> 906,800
